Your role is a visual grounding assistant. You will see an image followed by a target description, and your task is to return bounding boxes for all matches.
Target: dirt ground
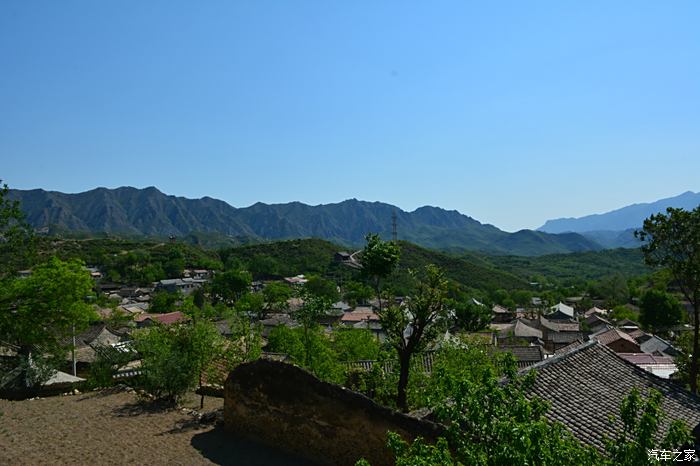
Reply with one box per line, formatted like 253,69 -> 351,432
0,388 -> 312,466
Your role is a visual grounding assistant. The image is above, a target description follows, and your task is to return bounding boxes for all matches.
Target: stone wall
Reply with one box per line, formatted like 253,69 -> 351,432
224,360 -> 444,466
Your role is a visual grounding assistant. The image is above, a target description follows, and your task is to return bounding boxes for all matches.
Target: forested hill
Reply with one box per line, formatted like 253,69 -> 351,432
11,186 -> 601,256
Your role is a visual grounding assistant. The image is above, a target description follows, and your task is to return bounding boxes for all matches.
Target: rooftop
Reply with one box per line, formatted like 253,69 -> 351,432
521,341 -> 700,452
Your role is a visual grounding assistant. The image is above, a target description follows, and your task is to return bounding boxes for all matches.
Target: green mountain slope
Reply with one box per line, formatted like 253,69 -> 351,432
483,248 -> 649,283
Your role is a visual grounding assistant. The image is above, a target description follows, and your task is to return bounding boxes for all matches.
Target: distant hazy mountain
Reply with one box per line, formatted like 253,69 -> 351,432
539,191 -> 700,234
9,186 -> 602,256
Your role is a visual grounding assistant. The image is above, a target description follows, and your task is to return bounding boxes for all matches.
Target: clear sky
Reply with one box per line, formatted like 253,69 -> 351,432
1,1 -> 698,232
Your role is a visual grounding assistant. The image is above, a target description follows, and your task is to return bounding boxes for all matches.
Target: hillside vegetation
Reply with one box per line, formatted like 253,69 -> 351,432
484,248 -> 649,283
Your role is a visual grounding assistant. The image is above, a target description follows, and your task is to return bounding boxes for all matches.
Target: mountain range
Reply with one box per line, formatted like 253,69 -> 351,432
10,186 -> 601,256
538,191 -> 700,248
11,186 -> 697,256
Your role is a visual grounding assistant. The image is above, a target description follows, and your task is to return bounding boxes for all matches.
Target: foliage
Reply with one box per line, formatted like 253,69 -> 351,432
636,206 -> 700,393
396,241 -> 527,292
639,289 -> 684,332
609,305 -> 640,323
266,325 -> 343,384
219,238 -> 345,278
262,282 -> 292,313
451,300 -> 490,331
385,433 -> 455,466
361,233 -> 401,303
33,237 -> 221,285
0,181 -> 35,279
332,328 -> 380,362
134,320 -> 224,403
304,274 -> 340,302
0,257 -> 97,384
487,248 -> 649,285
87,343 -> 137,389
211,269 -> 252,304
673,331 -> 699,392
409,336 -> 512,410
343,281 -> 374,306
380,264 -> 451,411
196,311 -> 264,388
235,291 -> 266,319
295,291 -> 334,370
150,289 -> 183,313
369,350 -> 693,466
395,368 -> 600,465
605,388 -> 693,466
596,273 -> 631,308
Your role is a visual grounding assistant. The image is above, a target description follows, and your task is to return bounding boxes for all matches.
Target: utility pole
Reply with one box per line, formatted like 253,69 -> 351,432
72,324 -> 77,376
391,211 -> 398,242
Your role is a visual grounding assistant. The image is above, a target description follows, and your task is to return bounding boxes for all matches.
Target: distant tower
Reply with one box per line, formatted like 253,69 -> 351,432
391,211 -> 398,242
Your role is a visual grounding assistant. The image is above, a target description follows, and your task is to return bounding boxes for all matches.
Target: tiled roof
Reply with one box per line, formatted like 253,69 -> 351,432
554,339 -> 585,355
340,310 -> 380,323
135,311 -> 188,325
498,345 -> 545,365
513,320 -> 543,339
548,302 -> 574,318
617,353 -> 675,366
584,307 -> 608,317
593,327 -> 638,347
584,313 -> 612,328
640,335 -> 679,356
540,316 -> 580,332
549,331 -> 584,344
522,341 -> 700,452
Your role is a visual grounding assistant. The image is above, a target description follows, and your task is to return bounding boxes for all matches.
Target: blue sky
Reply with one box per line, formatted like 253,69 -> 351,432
1,1 -> 698,232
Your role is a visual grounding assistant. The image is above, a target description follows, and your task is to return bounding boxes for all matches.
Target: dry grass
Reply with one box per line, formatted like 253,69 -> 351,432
0,388 -> 311,466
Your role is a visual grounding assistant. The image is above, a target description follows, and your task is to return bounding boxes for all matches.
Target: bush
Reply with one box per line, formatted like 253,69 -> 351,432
133,321 -> 223,404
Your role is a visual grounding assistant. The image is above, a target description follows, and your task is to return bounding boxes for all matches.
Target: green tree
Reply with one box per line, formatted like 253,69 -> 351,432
235,291 -> 266,319
150,289 -> 182,313
606,388 -> 693,466
211,269 -> 252,304
0,181 -> 35,279
451,299 -> 490,331
333,328 -> 380,362
380,264 -> 451,412
0,257 -> 97,385
296,292 -> 333,369
134,320 -> 224,404
636,206 -> 700,394
674,331 -> 699,391
266,325 -> 342,383
376,381 -> 692,466
609,305 -> 640,323
343,281 -> 374,307
638,289 -> 683,332
360,233 -> 400,313
263,282 -> 292,314
267,325 -> 304,361
389,366 -> 600,465
598,273 -> 631,308
305,274 -> 340,302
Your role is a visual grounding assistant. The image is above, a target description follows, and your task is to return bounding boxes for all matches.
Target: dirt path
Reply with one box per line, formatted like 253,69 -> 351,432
0,389 -> 312,466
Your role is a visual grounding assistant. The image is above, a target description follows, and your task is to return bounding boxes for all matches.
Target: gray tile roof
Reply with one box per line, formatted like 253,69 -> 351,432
521,340 -> 700,452
498,345 -> 545,367
513,320 -> 543,339
640,335 -> 679,356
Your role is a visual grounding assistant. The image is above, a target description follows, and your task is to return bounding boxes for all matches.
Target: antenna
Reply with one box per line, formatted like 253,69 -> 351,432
391,211 -> 398,242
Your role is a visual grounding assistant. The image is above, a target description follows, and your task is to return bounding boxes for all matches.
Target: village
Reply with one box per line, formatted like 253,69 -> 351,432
3,235 -> 699,466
